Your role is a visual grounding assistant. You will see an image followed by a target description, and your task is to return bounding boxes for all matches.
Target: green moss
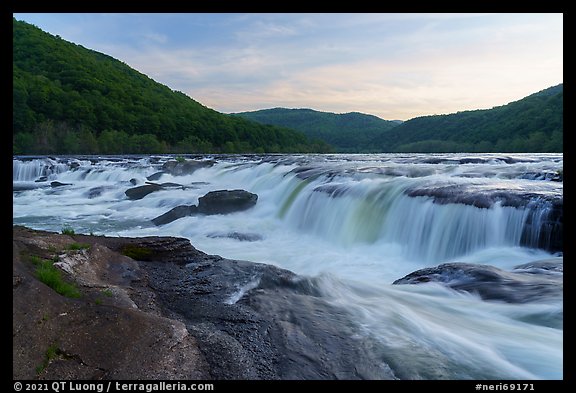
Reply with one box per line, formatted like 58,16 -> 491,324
121,244 -> 153,260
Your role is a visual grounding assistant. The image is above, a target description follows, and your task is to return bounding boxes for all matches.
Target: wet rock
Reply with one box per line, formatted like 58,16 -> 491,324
162,159 -> 216,176
50,181 -> 72,188
85,186 -> 106,199
145,181 -> 185,189
152,205 -> 198,226
125,184 -> 163,200
513,258 -> 563,274
142,243 -> 395,379
393,261 -> 563,303
146,171 -> 165,181
197,190 -> 258,215
13,226 -> 396,380
207,232 -> 263,242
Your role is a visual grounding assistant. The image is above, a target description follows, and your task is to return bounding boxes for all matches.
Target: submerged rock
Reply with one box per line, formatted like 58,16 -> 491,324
85,186 -> 108,199
207,232 -> 263,242
50,181 -> 72,188
393,260 -> 563,304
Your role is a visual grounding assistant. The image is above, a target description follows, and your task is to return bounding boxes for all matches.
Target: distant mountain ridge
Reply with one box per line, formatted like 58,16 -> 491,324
233,108 -> 400,153
373,84 -> 563,152
236,84 -> 562,153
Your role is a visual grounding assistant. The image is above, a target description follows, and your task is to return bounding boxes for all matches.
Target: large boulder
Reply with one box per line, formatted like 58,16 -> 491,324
152,205 -> 198,226
197,190 -> 258,215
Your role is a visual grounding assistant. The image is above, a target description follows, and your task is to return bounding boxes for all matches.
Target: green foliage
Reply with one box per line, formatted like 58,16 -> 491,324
13,19 -> 330,154
36,343 -> 59,375
235,108 -> 397,153
373,85 -> 563,153
33,258 -> 81,298
121,244 -> 152,260
67,242 -> 90,251
101,288 -> 113,297
61,225 -> 75,235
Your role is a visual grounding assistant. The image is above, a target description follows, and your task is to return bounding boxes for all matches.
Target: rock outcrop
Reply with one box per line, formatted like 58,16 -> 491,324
13,226 -> 395,380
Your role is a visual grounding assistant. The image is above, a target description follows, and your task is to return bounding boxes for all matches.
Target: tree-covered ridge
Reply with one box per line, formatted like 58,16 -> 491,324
13,19 -> 331,154
373,84 -> 563,153
233,108 -> 400,153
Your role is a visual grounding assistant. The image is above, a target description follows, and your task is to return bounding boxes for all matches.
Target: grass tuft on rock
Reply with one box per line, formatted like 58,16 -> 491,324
67,242 -> 90,251
35,343 -> 59,375
31,257 -> 81,298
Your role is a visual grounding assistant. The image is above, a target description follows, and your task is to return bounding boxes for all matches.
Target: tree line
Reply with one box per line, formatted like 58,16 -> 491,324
13,19 -> 332,155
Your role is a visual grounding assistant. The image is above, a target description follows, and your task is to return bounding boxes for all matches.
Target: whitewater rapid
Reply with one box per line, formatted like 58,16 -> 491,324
13,153 -> 563,379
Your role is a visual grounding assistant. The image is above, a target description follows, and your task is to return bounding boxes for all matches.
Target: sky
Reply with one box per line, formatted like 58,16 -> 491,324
13,13 -> 563,120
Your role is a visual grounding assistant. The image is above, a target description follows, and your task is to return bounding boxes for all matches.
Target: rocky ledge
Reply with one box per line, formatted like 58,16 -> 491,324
13,226 -> 395,380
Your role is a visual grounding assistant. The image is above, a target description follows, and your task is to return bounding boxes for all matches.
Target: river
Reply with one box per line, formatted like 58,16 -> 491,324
13,153 -> 563,379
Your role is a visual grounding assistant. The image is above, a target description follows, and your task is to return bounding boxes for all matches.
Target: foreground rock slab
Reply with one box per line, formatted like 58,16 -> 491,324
13,226 -> 395,380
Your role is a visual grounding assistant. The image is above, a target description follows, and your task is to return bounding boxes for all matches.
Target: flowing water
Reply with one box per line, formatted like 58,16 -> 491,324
13,153 -> 563,379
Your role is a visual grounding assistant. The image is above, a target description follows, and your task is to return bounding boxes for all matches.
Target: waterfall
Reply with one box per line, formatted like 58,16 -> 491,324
275,172 -> 560,263
12,158 -> 69,181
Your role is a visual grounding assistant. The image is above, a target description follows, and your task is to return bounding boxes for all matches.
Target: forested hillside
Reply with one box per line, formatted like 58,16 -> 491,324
372,84 -> 563,152
13,19 -> 331,154
234,108 -> 400,152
